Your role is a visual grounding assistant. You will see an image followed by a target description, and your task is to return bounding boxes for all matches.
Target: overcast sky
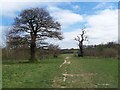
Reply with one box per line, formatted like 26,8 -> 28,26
0,0 -> 118,49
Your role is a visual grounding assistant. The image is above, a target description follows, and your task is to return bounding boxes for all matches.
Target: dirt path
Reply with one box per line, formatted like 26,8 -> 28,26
52,56 -> 98,88
52,56 -> 71,88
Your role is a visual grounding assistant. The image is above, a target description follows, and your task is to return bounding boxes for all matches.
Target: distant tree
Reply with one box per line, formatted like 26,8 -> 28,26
107,42 -> 116,48
75,27 -> 88,57
48,44 -> 60,58
7,8 -> 63,62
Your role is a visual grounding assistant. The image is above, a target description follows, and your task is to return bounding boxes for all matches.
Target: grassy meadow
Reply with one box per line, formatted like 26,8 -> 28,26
2,54 -> 118,88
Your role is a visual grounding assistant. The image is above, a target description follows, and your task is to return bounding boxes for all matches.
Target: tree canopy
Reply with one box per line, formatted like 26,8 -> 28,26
7,8 -> 63,61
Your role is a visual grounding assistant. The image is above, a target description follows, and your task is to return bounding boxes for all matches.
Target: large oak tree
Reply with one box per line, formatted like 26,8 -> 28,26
7,8 -> 63,62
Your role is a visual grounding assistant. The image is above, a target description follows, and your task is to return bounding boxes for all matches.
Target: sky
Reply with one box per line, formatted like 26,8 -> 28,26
0,0 -> 118,49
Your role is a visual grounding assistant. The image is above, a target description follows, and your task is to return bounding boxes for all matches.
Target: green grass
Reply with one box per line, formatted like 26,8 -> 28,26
2,55 -> 118,88
2,57 -> 64,88
64,56 -> 118,88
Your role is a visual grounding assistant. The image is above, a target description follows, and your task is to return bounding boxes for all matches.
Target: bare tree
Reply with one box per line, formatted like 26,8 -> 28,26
7,8 -> 63,62
75,27 -> 88,57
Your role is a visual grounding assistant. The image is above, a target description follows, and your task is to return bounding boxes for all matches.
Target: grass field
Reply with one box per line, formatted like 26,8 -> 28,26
2,54 -> 118,88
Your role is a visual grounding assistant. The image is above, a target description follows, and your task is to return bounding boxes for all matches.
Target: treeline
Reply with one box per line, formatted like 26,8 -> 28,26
2,44 -> 60,61
61,42 -> 119,58
2,42 -> 119,60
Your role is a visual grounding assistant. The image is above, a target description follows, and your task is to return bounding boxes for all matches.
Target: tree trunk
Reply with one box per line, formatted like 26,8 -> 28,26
80,45 -> 83,57
29,33 -> 37,62
78,42 -> 83,57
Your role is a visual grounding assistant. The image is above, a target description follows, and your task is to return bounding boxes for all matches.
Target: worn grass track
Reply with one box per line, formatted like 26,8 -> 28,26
52,56 -> 118,88
2,55 -> 118,88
